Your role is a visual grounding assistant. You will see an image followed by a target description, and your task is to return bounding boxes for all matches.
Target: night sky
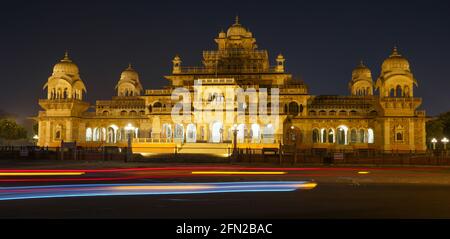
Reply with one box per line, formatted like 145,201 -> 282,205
1,0 -> 450,120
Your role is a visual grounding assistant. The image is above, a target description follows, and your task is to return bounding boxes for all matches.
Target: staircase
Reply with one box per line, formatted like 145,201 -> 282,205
176,143 -> 232,156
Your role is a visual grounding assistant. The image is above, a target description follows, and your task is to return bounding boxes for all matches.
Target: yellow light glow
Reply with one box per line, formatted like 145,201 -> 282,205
191,171 -> 287,175
296,182 -> 318,189
358,171 -> 370,174
0,172 -> 85,176
113,185 -> 214,190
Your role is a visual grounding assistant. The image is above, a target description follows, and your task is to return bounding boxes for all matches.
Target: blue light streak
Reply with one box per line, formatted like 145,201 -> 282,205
0,181 -> 315,201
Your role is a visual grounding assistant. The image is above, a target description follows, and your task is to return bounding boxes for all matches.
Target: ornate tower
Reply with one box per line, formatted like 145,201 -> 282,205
172,55 -> 182,74
275,54 -> 285,73
349,61 -> 373,96
375,47 -> 425,152
116,64 -> 143,96
376,47 -> 417,98
37,52 -> 90,146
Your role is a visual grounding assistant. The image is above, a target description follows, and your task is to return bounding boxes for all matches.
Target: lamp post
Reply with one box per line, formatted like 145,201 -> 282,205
431,138 -> 437,150
442,137 -> 449,150
125,123 -> 135,162
232,124 -> 238,160
32,135 -> 39,147
290,126 -> 296,144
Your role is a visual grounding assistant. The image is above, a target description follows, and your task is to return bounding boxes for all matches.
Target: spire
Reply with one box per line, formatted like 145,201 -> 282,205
391,46 -> 401,57
358,60 -> 365,67
61,50 -> 72,62
127,63 -> 133,70
235,15 -> 240,25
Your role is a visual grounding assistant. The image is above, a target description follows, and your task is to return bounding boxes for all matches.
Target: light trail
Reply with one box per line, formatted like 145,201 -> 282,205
0,166 -> 442,174
0,181 -> 317,201
191,171 -> 287,175
0,172 -> 85,176
358,171 -> 370,174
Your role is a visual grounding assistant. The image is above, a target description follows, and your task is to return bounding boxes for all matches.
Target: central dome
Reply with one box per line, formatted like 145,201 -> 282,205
53,52 -> 79,75
226,16 -> 249,37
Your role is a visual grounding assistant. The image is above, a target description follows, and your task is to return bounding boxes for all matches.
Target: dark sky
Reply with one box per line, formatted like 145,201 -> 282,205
1,0 -> 449,119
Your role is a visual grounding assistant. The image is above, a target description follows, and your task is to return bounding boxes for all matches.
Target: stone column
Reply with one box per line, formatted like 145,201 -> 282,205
409,119 -> 415,151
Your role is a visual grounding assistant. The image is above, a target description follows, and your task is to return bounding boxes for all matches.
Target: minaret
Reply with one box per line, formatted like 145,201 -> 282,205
172,55 -> 182,74
275,53 -> 285,73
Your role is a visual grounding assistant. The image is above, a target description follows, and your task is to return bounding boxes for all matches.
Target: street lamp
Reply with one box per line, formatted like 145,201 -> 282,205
231,124 -> 238,159
290,126 -> 296,144
33,135 -> 39,147
442,137 -> 449,150
125,123 -> 136,162
431,138 -> 437,150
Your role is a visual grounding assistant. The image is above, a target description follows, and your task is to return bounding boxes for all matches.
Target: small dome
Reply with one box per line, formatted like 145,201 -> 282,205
227,16 -> 248,37
352,61 -> 372,81
120,64 -> 139,81
381,47 -> 410,73
53,52 -> 79,75
218,30 -> 226,38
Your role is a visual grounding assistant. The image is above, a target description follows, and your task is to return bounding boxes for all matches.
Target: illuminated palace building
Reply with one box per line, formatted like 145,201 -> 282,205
36,18 -> 427,153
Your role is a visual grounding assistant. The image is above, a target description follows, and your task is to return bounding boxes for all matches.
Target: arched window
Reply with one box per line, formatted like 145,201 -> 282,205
339,110 -> 347,116
102,111 -> 109,116
55,130 -> 61,140
86,128 -> 92,142
396,85 -> 402,97
101,128 -> 107,142
120,110 -> 127,116
329,110 -> 336,116
93,128 -> 99,141
359,129 -> 366,143
174,124 -> 184,140
130,110 -> 137,116
309,110 -> 316,116
162,124 -> 172,139
368,128 -> 374,144
328,129 -> 335,143
153,102 -> 162,108
139,110 -> 145,115
396,132 -> 403,141
350,129 -> 357,143
336,126 -> 348,145
320,128 -> 327,143
107,127 -> 116,143
390,88 -> 395,97
289,102 -> 299,115
404,86 -> 410,97
312,129 -> 320,143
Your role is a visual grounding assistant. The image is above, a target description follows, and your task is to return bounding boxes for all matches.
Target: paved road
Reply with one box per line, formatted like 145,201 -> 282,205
1,182 -> 450,218
1,163 -> 450,218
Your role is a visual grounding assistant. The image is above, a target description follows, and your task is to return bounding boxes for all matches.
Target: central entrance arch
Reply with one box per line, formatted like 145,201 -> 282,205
211,121 -> 223,143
